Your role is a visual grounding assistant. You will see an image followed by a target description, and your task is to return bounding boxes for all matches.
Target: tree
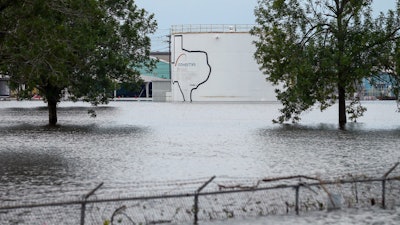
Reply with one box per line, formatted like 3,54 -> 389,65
252,0 -> 400,129
0,0 -> 156,126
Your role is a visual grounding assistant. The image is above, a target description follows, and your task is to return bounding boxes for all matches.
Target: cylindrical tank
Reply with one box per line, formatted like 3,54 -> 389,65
170,25 -> 276,102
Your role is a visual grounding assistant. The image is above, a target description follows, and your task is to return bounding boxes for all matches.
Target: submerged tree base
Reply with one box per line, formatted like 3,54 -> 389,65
252,0 -> 400,128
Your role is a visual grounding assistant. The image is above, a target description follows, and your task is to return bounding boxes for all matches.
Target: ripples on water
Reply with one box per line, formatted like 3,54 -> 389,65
256,124 -> 400,178
1,101 -> 400,200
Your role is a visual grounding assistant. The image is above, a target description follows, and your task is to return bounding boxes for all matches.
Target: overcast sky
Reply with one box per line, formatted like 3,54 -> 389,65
135,0 -> 397,51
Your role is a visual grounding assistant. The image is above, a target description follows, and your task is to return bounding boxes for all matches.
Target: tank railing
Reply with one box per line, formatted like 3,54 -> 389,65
171,24 -> 256,34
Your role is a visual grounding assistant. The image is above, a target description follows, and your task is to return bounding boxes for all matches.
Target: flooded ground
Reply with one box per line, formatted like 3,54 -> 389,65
200,207 -> 400,225
1,100 -> 400,224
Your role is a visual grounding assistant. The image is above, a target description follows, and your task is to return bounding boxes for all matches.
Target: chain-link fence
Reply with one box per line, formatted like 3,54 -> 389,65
1,163 -> 400,225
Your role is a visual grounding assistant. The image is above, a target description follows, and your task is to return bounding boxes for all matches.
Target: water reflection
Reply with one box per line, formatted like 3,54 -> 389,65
0,102 -> 151,200
255,123 -> 400,178
0,123 -> 150,174
0,103 -> 117,125
1,101 -> 400,202
0,150 -> 67,184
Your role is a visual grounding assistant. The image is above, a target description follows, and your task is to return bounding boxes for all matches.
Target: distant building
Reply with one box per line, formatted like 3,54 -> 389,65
115,52 -> 171,100
361,73 -> 397,100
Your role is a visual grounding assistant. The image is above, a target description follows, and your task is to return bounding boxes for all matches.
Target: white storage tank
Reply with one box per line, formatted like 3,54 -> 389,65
170,25 -> 276,102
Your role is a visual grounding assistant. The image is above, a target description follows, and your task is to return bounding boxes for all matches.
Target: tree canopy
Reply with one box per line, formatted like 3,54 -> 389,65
252,0 -> 400,129
0,0 -> 156,125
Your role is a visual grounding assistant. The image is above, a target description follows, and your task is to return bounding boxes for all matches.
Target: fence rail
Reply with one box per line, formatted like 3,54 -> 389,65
1,163 -> 400,225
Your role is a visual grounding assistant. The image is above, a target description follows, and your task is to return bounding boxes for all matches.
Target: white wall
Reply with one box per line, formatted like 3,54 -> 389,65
171,32 -> 277,102
152,80 -> 172,102
0,79 -> 10,96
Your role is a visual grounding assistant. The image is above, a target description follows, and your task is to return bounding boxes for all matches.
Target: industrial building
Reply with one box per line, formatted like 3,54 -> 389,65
2,24 -> 395,102
361,73 -> 397,100
115,53 -> 171,101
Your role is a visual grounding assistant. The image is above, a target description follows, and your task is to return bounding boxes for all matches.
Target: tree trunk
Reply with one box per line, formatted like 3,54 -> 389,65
48,99 -> 58,126
335,1 -> 347,130
338,85 -> 347,130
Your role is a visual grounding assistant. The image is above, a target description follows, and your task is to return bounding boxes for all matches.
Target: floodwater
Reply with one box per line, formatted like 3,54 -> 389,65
1,100 -> 400,223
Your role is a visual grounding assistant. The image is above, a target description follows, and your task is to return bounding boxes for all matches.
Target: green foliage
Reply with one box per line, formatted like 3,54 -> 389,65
346,98 -> 367,122
252,0 -> 400,127
0,0 -> 157,125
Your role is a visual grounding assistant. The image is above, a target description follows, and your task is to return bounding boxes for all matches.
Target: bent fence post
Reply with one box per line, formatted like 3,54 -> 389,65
382,162 -> 399,209
295,185 -> 300,215
193,176 -> 216,225
80,182 -> 104,225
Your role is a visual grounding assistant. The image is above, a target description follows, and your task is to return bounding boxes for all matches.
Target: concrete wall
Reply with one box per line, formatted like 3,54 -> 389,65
152,80 -> 172,102
170,32 -> 276,102
0,79 -> 10,96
